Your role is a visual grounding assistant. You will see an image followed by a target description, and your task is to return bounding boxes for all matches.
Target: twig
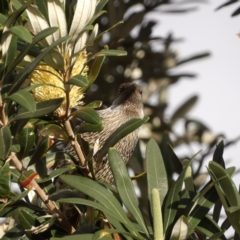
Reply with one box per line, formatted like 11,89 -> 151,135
63,120 -> 87,168
10,153 -> 75,234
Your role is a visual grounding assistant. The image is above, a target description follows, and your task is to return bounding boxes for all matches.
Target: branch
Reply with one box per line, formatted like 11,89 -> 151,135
10,153 -> 75,234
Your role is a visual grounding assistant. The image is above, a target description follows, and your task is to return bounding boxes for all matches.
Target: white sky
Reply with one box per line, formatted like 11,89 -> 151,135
148,1 -> 240,236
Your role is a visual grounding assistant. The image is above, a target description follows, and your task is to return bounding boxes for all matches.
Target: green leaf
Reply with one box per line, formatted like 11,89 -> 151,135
66,74 -> 88,87
146,138 -> 168,208
170,95 -> 198,126
8,89 -> 36,112
39,124 -> 68,140
208,161 -> 240,235
213,140 -> 225,168
0,162 -> 11,197
84,55 -> 105,89
4,34 -> 18,73
5,27 -> 58,77
86,100 -> 102,108
108,148 -> 149,237
77,122 -> 104,133
96,116 -> 149,162
8,35 -> 69,95
18,208 -> 37,230
11,98 -> 64,121
51,234 -> 93,240
92,49 -> 127,58
9,26 -> 32,43
0,126 -> 12,161
37,165 -> 75,183
196,215 -> 226,239
16,122 -> 35,160
59,175 -> 143,238
28,136 -> 50,167
71,107 -> 102,124
163,152 -> 199,238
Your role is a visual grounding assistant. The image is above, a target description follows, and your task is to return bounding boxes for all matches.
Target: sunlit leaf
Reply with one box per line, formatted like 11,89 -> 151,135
108,148 -> 149,237
9,26 -> 32,43
146,139 -> 168,208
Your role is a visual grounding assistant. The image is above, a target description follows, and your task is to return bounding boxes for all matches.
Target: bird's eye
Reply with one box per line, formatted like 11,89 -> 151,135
119,86 -> 125,94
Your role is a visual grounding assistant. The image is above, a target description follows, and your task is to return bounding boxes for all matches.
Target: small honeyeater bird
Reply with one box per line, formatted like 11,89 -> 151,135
54,83 -> 143,226
63,82 -> 144,184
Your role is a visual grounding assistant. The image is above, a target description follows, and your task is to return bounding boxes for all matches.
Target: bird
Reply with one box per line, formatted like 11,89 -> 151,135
63,82 -> 144,184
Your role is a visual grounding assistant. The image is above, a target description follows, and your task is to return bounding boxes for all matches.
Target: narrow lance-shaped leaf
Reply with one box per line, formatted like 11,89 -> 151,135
8,89 -> 36,112
71,107 -> 102,124
0,162 -> 11,197
8,35 -> 70,95
11,98 -> 64,122
65,74 -> 88,87
28,136 -> 51,167
60,175 -> 143,238
5,27 -> 58,77
170,216 -> 188,240
108,148 -> 149,237
96,116 -> 149,162
163,151 -> 200,238
16,122 -> 35,160
0,126 -> 12,161
9,26 -> 32,43
146,138 -> 168,209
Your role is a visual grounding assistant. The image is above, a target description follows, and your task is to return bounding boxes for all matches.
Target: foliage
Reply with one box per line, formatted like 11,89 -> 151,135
0,0 -> 239,240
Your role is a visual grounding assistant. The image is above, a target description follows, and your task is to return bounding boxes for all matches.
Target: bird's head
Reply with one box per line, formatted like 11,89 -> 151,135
111,83 -> 143,117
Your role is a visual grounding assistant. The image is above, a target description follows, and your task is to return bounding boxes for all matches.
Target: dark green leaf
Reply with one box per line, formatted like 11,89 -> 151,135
8,89 -> 36,112
18,208 -> 37,230
96,116 -> 149,162
0,126 -> 12,161
6,27 -> 58,77
92,49 -> 127,58
8,35 -> 69,95
39,124 -> 68,140
77,122 -> 104,133
146,139 -> 168,208
28,136 -> 50,167
163,152 -> 199,238
71,107 -> 102,124
9,26 -> 32,43
86,100 -> 102,108
11,98 -> 64,121
60,175 -> 143,238
108,148 -> 149,237
16,122 -> 35,160
0,162 -> 11,197
66,74 -> 88,87
51,234 -> 93,240
213,140 -> 225,168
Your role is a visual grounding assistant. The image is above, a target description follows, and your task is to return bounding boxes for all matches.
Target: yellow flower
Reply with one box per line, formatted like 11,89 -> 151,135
30,50 -> 88,116
26,0 -> 98,116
